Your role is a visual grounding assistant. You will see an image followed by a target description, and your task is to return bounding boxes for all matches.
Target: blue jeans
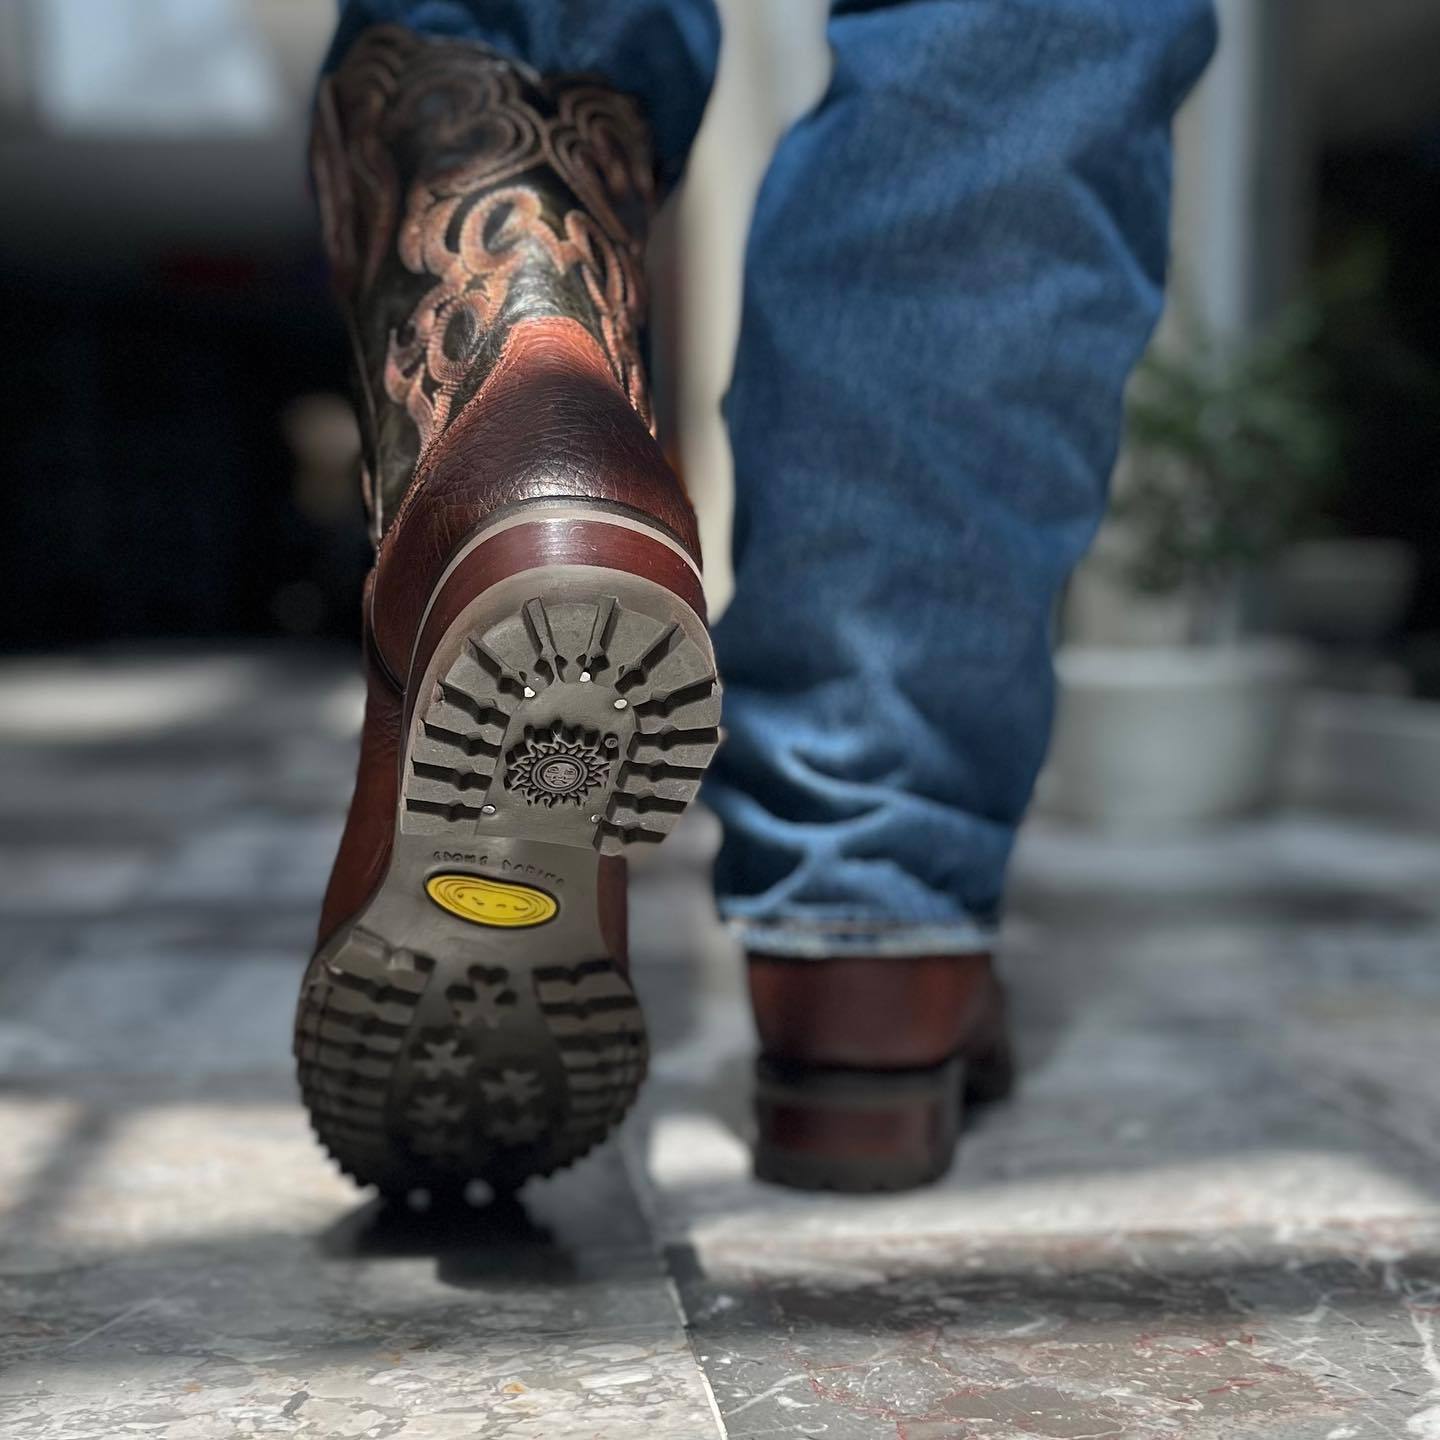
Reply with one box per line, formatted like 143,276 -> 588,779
330,0 -> 1215,957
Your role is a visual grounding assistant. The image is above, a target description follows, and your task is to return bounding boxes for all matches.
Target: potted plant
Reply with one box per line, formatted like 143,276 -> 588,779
1270,236 -> 1433,651
1045,306 -> 1340,828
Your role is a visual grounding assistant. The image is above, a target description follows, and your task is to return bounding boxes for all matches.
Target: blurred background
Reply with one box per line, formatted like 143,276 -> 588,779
4,4 -> 1440,1435
2,0 -> 1438,835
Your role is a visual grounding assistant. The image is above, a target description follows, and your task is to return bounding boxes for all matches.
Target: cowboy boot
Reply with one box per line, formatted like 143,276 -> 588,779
747,952 -> 1014,1190
295,27 -> 720,1197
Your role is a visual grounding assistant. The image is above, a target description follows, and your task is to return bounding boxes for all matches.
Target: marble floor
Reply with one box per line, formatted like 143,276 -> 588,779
2,647 -> 1439,1439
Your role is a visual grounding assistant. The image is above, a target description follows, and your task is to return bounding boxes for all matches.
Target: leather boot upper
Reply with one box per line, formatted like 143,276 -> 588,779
312,26 -> 699,679
310,28 -> 698,946
747,952 -> 1005,1071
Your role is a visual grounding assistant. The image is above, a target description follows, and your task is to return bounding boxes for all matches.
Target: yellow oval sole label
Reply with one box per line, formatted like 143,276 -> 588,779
425,873 -> 558,928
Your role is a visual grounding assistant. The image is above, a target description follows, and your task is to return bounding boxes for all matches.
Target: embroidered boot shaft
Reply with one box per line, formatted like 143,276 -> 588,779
313,26 -> 657,539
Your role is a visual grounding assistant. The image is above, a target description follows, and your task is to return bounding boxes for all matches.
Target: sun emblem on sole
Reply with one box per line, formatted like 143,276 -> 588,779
506,726 -> 612,807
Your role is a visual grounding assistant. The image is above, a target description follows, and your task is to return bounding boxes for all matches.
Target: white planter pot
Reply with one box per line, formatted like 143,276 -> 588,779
1043,642 -> 1309,829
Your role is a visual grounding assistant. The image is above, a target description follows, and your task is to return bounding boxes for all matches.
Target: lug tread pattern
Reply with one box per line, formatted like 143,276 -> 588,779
295,932 -> 648,1196
400,592 -> 720,851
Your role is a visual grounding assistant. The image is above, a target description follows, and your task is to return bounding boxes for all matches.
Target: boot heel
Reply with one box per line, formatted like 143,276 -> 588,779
753,1056 -> 964,1193
401,507 -> 720,856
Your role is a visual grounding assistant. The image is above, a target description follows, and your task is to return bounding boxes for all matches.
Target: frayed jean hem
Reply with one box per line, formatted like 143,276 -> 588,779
727,916 -> 999,959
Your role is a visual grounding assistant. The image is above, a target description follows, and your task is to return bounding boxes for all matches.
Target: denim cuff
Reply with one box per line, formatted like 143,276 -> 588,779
726,915 -> 998,960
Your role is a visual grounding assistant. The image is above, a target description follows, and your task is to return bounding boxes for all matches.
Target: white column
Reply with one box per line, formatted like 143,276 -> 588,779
671,0 -> 830,616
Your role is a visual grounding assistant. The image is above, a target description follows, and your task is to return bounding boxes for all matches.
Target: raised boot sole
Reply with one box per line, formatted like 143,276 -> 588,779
752,1022 -> 1015,1193
295,510 -> 719,1198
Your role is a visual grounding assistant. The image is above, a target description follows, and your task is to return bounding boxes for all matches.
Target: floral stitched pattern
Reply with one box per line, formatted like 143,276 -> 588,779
312,27 -> 656,537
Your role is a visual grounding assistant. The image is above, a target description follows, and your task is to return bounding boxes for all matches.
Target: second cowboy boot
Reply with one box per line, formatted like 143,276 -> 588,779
294,28 -> 720,1197
747,952 -> 1014,1191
